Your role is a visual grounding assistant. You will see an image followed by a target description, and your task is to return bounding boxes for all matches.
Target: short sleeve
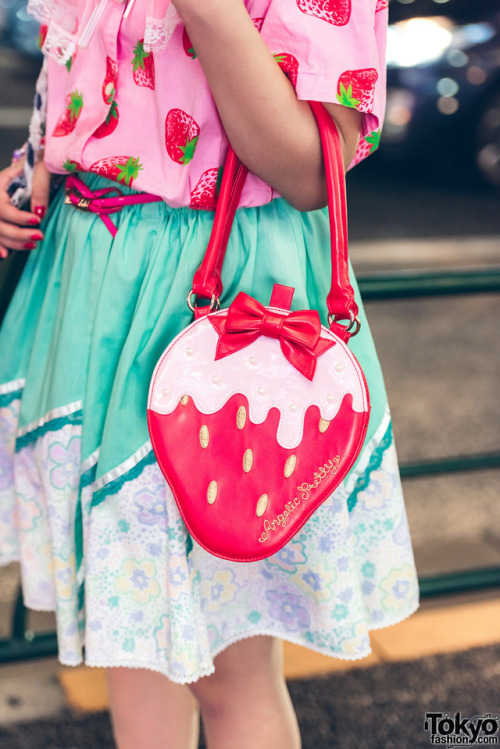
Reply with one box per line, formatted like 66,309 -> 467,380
260,0 -> 388,168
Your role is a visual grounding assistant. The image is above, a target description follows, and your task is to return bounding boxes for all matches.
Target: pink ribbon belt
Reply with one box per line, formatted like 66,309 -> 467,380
64,175 -> 163,237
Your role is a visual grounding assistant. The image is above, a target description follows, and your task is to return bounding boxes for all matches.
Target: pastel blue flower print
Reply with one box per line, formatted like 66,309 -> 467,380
131,569 -> 150,590
248,611 -> 261,624
362,580 -> 375,595
108,596 -> 119,608
0,450 -> 14,491
169,565 -> 188,587
392,579 -> 410,599
49,436 -> 81,490
371,609 -> 384,624
318,535 -> 334,553
133,486 -> 168,531
339,587 -> 353,603
148,542 -> 162,557
393,517 -> 411,546
182,624 -> 196,639
118,519 -> 130,533
301,571 -> 321,592
338,556 -> 349,572
266,590 -> 310,631
56,567 -> 72,586
211,583 -> 224,601
379,565 -> 418,615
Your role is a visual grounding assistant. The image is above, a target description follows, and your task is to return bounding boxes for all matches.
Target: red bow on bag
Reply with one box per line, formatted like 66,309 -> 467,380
209,292 -> 335,380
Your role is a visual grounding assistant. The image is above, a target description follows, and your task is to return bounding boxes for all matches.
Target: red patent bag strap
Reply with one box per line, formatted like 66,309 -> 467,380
188,101 -> 359,331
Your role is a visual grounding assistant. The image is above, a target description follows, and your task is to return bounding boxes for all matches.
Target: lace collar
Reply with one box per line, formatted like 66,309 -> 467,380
27,0 -> 182,64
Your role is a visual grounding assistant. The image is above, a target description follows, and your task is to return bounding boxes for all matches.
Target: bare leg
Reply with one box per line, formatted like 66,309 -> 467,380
189,636 -> 301,749
106,667 -> 200,749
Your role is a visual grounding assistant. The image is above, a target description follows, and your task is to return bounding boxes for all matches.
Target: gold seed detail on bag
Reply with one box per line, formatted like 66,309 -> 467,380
258,456 -> 341,543
319,418 -> 330,433
256,494 -> 269,517
243,449 -> 253,473
207,480 -> 218,504
180,395 -> 189,405
236,405 -> 247,430
199,425 -> 209,449
284,455 -> 297,478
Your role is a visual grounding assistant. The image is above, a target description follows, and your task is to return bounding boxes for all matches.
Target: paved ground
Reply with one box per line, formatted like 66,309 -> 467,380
0,642 -> 498,748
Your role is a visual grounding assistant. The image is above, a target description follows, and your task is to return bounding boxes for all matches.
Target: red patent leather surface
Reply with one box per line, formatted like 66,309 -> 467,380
148,391 -> 368,562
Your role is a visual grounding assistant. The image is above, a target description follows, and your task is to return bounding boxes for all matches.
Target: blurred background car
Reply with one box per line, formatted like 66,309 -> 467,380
382,0 -> 500,188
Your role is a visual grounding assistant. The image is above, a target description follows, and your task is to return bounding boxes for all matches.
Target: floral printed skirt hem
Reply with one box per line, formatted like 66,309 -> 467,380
0,175 -> 419,684
1,388 -> 419,683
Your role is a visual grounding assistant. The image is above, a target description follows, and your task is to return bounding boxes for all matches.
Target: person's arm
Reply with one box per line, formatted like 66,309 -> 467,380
172,0 -> 362,212
0,58 -> 51,258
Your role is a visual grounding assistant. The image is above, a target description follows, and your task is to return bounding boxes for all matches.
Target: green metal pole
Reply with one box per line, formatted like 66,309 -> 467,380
400,452 -> 500,479
358,268 -> 500,299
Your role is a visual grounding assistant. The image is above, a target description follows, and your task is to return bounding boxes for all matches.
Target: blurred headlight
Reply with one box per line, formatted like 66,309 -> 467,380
387,17 -> 496,68
383,88 -> 416,143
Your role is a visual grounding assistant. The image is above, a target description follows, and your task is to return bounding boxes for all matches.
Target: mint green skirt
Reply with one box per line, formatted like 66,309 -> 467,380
0,174 -> 418,682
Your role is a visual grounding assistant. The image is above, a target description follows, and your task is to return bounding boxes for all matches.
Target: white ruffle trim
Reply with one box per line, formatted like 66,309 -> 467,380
0,379 -> 25,397
60,601 -> 420,684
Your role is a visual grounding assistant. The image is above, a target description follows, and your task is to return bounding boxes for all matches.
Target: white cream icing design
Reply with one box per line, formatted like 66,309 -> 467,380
149,310 -> 369,450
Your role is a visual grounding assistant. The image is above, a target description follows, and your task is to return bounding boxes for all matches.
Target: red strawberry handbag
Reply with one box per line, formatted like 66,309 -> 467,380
147,101 -> 370,562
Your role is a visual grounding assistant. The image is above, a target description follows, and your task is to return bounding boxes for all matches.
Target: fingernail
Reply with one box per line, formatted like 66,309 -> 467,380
0,248 -> 9,259
33,206 -> 46,219
24,242 -> 37,249
28,217 -> 41,225
30,234 -> 43,241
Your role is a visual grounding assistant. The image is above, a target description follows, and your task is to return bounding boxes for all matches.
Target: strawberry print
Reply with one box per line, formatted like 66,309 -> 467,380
351,129 -> 381,167
103,56 -> 118,104
190,167 -> 223,210
375,0 -> 388,11
38,24 -> 48,51
132,39 -> 155,90
252,17 -> 264,31
182,28 -> 196,59
274,53 -> 299,88
52,90 -> 84,137
336,68 -> 378,113
165,109 -> 200,165
93,100 -> 119,139
63,159 -> 83,172
89,156 -> 143,187
296,0 -> 351,27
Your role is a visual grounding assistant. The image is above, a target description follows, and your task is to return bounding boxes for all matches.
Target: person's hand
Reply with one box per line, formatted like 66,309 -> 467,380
0,158 -> 51,259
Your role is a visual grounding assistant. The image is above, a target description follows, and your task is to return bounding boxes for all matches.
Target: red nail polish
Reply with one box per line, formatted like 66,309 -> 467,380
30,234 -> 43,241
33,206 -> 46,219
28,217 -> 41,225
24,242 -> 37,249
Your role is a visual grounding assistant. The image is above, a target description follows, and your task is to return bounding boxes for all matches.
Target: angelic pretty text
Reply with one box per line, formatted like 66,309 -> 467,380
258,456 -> 340,543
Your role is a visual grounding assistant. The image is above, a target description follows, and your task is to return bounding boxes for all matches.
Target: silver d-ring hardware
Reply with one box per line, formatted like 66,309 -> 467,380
186,289 -> 220,313
328,308 -> 361,336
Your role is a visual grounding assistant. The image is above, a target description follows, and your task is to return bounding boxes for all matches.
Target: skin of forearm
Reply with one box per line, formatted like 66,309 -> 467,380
172,0 -> 361,211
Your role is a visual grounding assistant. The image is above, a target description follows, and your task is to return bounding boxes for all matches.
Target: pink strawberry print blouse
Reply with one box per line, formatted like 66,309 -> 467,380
43,0 -> 388,208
